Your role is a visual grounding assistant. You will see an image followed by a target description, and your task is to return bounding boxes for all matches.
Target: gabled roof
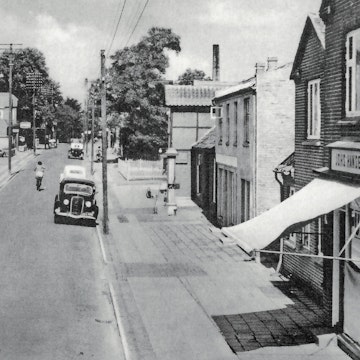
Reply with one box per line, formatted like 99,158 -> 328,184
290,13 -> 325,79
214,77 -> 256,100
0,93 -> 18,108
192,126 -> 216,149
165,83 -> 233,107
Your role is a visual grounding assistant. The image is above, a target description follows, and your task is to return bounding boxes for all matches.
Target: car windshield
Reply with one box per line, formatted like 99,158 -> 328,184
64,183 -> 93,195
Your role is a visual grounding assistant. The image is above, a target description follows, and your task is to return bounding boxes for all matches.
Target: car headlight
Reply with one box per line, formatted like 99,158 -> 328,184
63,199 -> 70,205
85,201 -> 92,208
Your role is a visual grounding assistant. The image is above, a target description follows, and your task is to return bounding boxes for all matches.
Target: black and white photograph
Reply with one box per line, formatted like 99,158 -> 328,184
0,0 -> 360,359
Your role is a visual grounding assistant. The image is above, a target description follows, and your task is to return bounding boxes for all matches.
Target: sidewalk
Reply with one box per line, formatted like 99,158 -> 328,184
92,154 -> 351,360
0,149 -> 35,189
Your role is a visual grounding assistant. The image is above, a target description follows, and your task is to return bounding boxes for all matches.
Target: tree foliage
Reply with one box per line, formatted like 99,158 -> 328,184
108,27 -> 181,159
177,68 -> 211,85
0,48 -> 62,123
55,100 -> 83,142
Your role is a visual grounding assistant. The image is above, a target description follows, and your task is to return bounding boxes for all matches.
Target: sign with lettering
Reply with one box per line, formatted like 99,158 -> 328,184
331,148 -> 360,175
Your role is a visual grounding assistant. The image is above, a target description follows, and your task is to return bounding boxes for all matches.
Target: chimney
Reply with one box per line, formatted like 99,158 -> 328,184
212,44 -> 220,82
267,57 -> 278,71
255,62 -> 266,76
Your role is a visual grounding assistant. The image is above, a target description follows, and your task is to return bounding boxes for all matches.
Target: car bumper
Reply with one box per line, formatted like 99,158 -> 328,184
55,209 -> 96,220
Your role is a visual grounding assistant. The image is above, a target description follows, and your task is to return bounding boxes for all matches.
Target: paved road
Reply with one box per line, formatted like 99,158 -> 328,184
0,144 -> 122,360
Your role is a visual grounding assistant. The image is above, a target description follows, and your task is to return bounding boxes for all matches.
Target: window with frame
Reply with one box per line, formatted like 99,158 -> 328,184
243,98 -> 250,145
234,101 -> 238,145
301,223 -> 311,250
218,117 -> 223,145
226,103 -> 230,145
287,187 -> 296,246
346,29 -> 360,116
212,158 -> 216,203
241,179 -> 250,223
317,217 -> 323,256
196,154 -> 201,194
307,79 -> 321,139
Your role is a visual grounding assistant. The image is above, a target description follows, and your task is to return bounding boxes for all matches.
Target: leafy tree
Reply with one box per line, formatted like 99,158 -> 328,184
0,48 -> 62,123
55,104 -> 82,142
65,97 -> 81,112
108,27 -> 181,159
177,68 -> 211,85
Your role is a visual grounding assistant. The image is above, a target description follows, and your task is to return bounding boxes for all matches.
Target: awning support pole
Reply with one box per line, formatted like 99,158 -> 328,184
338,220 -> 360,257
255,249 -> 360,262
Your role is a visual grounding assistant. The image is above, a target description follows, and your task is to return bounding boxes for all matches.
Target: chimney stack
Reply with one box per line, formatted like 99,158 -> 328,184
212,44 -> 220,82
267,57 -> 278,71
255,62 -> 266,76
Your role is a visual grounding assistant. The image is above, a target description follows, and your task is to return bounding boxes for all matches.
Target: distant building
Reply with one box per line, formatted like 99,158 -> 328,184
0,93 -> 18,137
164,81 -> 235,196
213,59 -> 295,227
191,127 -> 217,225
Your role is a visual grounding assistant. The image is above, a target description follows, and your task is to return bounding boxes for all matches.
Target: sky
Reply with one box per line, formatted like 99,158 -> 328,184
0,0 -> 323,103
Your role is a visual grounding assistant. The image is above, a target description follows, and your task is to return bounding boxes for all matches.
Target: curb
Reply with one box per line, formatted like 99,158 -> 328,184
108,282 -> 131,360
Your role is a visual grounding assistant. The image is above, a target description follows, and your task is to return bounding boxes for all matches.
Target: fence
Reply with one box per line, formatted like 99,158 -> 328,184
118,158 -> 165,180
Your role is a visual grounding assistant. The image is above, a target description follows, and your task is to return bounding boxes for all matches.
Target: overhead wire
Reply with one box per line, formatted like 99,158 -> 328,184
106,0 -> 128,57
124,0 -> 150,48
117,0 -> 143,49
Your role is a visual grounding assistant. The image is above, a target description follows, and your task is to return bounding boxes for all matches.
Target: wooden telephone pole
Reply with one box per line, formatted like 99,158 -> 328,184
100,50 -> 109,234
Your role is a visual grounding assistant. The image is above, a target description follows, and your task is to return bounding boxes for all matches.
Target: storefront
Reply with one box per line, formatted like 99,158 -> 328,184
222,141 -> 360,357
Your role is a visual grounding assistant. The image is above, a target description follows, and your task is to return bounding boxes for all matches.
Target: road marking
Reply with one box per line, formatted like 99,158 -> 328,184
96,225 -> 109,264
109,282 -> 132,360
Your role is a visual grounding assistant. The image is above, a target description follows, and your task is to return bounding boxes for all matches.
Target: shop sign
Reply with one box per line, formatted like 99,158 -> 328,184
20,121 -> 31,129
331,148 -> 360,175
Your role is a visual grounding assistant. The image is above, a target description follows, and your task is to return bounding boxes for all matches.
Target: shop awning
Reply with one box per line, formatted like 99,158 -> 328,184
222,178 -> 360,255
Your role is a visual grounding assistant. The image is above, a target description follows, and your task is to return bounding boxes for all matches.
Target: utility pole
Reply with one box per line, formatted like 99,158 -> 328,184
0,43 -> 22,172
8,47 -> 14,173
101,50 -> 109,234
26,72 -> 43,154
84,78 -> 89,156
91,97 -> 95,175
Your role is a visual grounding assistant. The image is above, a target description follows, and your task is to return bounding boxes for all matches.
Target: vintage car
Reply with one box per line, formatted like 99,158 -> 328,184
68,139 -> 84,159
59,165 -> 86,182
54,176 -> 98,226
49,138 -> 57,148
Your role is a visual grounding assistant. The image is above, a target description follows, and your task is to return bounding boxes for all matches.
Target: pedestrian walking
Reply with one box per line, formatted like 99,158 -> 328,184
34,161 -> 45,191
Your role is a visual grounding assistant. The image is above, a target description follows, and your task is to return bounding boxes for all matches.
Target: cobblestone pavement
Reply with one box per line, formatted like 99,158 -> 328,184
213,280 -> 331,353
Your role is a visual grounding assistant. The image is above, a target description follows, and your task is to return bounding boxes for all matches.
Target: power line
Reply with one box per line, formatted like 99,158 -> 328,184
106,0 -> 127,57
124,0 -> 150,47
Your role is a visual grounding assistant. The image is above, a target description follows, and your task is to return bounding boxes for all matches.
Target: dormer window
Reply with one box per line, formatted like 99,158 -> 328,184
346,29 -> 360,116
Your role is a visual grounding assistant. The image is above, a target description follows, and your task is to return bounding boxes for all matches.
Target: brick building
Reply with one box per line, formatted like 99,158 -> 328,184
222,2 -> 360,357
213,59 -> 295,227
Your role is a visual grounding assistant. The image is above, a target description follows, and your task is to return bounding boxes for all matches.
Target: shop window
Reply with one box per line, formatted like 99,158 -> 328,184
226,103 -> 230,145
351,209 -> 360,265
233,101 -> 238,146
317,217 -> 323,256
196,154 -> 201,194
212,158 -> 216,203
287,187 -> 296,247
241,179 -> 250,223
307,79 -> 321,139
243,98 -> 250,146
218,117 -> 223,145
301,223 -> 311,250
346,29 -> 360,116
